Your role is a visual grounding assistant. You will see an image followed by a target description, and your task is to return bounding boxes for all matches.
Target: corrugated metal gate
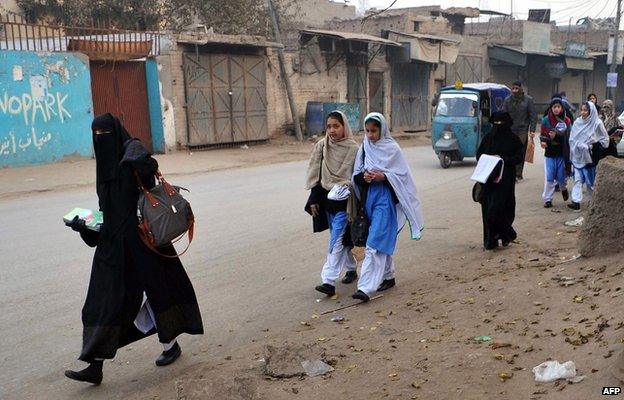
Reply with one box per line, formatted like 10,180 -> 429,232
183,53 -> 268,146
347,63 -> 367,126
368,71 -> 384,114
90,61 -> 153,152
391,62 -> 430,132
447,55 -> 483,84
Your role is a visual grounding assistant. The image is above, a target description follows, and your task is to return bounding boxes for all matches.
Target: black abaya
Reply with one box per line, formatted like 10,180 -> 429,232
77,114 -> 203,362
476,113 -> 525,249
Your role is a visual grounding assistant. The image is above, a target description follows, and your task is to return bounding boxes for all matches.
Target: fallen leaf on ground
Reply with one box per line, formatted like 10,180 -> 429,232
499,372 -> 513,382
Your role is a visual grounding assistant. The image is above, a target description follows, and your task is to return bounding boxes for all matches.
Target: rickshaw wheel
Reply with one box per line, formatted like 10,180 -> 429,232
439,152 -> 452,168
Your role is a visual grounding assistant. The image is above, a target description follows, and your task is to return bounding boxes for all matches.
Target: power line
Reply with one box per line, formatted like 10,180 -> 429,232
360,0 -> 398,25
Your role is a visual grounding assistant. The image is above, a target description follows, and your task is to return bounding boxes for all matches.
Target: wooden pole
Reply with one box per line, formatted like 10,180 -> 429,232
268,0 -> 303,141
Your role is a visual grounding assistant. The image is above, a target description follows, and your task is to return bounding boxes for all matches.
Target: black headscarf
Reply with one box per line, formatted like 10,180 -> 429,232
490,111 -> 513,132
92,113 -> 132,185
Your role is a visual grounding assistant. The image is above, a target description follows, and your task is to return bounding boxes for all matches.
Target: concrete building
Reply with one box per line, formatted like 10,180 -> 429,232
0,0 -> 20,14
467,16 -> 621,111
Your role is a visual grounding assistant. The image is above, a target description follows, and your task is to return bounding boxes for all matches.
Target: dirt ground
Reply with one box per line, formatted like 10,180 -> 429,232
130,189 -> 624,400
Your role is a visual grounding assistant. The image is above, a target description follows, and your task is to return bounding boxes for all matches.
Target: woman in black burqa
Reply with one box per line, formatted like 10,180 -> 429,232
64,114 -> 203,385
477,111 -> 524,250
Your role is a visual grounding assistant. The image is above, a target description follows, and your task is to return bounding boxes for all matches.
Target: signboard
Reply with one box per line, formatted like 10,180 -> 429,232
607,72 -> 618,88
565,41 -> 587,58
528,9 -> 551,23
607,35 -> 624,65
522,21 -> 551,54
544,61 -> 566,78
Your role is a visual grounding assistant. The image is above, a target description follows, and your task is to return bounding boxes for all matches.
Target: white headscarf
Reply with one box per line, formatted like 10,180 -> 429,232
570,101 -> 609,168
352,112 -> 424,240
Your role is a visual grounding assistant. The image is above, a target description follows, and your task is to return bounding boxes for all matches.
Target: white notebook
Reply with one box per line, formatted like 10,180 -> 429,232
471,154 -> 504,184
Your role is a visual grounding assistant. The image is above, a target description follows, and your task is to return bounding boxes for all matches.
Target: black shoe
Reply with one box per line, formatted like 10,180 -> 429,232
64,361 -> 103,385
567,202 -> 580,211
377,278 -> 396,292
544,201 -> 553,208
351,290 -> 370,302
484,242 -> 498,250
341,271 -> 357,284
502,240 -> 510,247
562,189 -> 569,202
555,184 -> 560,192
155,342 -> 181,366
315,283 -> 336,296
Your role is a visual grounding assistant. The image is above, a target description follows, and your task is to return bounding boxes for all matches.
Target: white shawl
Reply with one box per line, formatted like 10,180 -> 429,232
352,112 -> 424,240
569,101 -> 609,168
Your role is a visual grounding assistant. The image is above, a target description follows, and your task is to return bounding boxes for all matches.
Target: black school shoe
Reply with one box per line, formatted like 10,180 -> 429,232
351,290 -> 370,302
567,202 -> 581,211
544,201 -> 553,208
64,361 -> 103,385
377,278 -> 396,292
562,189 -> 569,202
155,342 -> 182,366
341,271 -> 358,284
315,283 -> 336,296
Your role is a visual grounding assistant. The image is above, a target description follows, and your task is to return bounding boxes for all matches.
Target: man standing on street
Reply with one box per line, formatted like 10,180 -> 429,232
502,81 -> 537,180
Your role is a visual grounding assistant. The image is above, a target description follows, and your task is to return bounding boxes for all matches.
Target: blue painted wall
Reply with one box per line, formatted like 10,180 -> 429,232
0,50 -> 94,167
145,58 -> 165,153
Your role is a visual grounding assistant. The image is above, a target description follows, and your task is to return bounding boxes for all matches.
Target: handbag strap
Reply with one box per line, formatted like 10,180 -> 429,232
358,147 -> 368,214
317,142 -> 324,185
138,217 -> 195,258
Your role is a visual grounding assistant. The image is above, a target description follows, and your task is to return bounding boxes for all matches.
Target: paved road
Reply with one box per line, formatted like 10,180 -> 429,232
0,145 -> 545,399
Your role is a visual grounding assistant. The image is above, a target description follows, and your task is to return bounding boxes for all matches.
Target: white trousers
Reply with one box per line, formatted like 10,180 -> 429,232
542,180 -> 567,202
571,170 -> 593,203
357,247 -> 395,295
321,237 -> 356,285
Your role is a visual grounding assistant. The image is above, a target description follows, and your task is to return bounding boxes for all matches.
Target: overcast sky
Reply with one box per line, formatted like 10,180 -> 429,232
363,0 -> 619,25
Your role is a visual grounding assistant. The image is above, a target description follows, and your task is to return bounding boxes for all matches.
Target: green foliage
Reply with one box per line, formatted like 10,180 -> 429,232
16,0 -> 300,34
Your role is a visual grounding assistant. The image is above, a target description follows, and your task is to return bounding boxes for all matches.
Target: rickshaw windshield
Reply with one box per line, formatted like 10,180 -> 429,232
435,93 -> 479,117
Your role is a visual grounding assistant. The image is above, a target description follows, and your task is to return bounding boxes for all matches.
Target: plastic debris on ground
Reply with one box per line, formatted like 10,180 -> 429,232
533,360 -> 577,383
564,216 -> 584,227
301,360 -> 334,377
331,315 -> 345,322
473,335 -> 492,343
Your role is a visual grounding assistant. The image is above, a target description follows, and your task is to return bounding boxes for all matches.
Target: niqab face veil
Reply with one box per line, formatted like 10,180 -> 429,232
92,113 -> 132,186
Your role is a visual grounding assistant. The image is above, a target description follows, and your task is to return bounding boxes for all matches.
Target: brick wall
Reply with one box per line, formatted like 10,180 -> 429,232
296,0 -> 357,28
167,47 -> 188,149
266,48 -> 349,137
331,15 -> 408,37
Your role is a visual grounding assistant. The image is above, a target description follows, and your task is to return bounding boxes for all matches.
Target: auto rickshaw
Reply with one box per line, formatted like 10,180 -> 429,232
431,82 -> 511,168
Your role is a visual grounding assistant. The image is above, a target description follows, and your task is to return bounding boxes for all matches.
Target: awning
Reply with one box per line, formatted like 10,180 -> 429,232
385,30 -> 461,64
68,39 -> 152,61
565,56 -> 594,71
488,45 -> 559,66
299,29 -> 402,46
176,33 -> 282,48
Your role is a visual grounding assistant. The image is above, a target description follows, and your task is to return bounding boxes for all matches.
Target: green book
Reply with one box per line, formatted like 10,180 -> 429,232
63,208 -> 103,232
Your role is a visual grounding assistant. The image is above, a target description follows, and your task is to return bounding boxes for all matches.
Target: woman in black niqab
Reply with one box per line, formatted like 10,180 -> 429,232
477,112 -> 524,250
64,114 -> 203,385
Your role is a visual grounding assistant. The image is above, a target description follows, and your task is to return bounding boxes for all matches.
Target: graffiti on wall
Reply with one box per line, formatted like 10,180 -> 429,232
0,51 -> 94,167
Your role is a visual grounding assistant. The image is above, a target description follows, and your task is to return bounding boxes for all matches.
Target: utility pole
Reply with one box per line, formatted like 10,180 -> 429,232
608,0 -> 623,101
509,0 -> 513,39
268,0 -> 303,141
